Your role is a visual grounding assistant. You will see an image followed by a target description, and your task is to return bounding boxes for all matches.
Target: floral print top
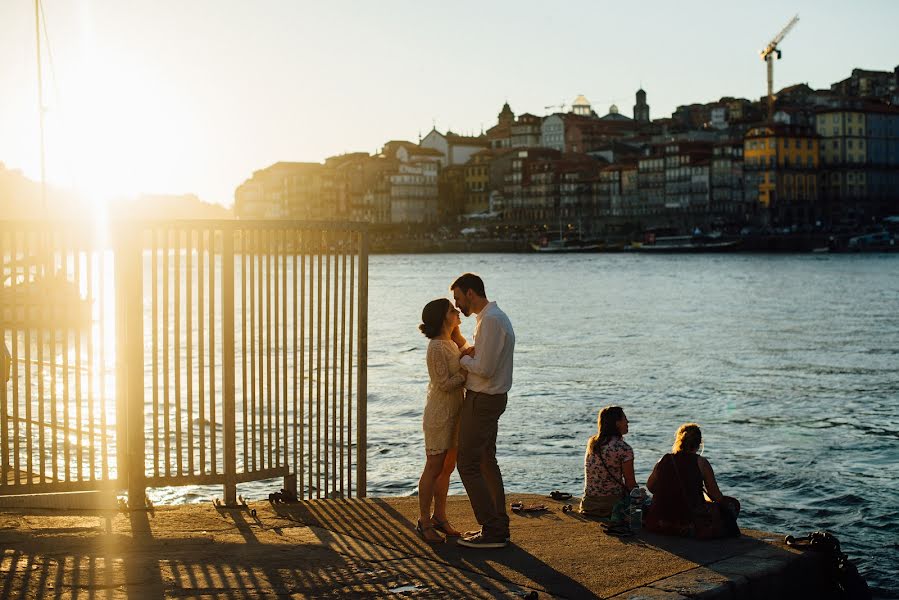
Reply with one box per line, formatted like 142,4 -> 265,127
584,437 -> 634,497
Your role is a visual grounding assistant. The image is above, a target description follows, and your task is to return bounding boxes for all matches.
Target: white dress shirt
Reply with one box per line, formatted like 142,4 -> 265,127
460,301 -> 515,395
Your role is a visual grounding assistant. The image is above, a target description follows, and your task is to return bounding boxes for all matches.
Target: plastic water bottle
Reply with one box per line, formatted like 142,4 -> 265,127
629,487 -> 643,532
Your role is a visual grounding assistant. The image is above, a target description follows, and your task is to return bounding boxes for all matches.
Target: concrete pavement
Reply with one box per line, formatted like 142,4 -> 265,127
0,493 -> 829,599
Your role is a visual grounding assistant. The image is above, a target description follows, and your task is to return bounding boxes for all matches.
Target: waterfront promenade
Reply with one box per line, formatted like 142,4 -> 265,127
0,493 -> 829,599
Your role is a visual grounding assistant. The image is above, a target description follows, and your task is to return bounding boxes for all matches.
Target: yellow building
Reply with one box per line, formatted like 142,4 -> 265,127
815,109 -> 868,212
744,124 -> 820,225
464,150 -> 493,214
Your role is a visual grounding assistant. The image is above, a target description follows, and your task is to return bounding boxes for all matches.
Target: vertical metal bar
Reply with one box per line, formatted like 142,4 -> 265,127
282,231 -> 288,472
356,230 -> 368,497
186,229 -> 194,475
256,229 -> 264,470
300,239 -> 306,498
250,229 -> 257,471
241,230 -> 248,471
307,249 -> 314,499
273,230 -> 280,468
266,231 -> 272,470
62,274 -> 70,482
208,228 -> 216,475
163,229 -> 170,477
316,243 -> 322,499
222,226 -> 236,505
151,229 -> 159,477
331,239 -> 339,494
0,324 -> 7,487
49,236 -> 58,483
1,232 -> 8,485
197,228 -> 206,474
74,241 -> 82,481
292,237 -> 299,497
24,234 -> 33,485
86,244 -> 95,480
115,223 -> 145,506
99,244 -> 108,481
37,275 -> 46,484
174,228 -> 182,476
125,225 -> 146,505
347,239 -> 355,496
11,290 -> 19,484
324,233 -> 330,496
339,247 -> 347,495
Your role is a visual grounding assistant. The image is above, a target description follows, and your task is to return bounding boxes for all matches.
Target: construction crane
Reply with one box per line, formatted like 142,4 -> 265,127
544,102 -> 567,114
760,14 -> 799,118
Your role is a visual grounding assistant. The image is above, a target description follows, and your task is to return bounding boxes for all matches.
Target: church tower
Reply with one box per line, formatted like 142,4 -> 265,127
633,88 -> 650,123
498,102 -> 515,126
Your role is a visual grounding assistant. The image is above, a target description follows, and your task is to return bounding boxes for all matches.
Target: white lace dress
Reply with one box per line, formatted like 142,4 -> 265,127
423,339 -> 465,455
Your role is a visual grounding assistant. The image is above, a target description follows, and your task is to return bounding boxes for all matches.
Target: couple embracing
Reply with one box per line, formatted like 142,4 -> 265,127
416,273 -> 515,549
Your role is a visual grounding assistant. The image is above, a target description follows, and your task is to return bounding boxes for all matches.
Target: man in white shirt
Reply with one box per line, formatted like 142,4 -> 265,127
450,273 -> 515,549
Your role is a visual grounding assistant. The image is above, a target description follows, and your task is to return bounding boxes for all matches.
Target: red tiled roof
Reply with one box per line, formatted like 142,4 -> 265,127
410,146 -> 445,156
446,132 -> 489,145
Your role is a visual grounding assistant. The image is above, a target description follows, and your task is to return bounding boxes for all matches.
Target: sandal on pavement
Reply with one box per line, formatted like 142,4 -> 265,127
602,522 -> 634,537
416,520 -> 445,544
511,501 -> 548,513
431,517 -> 462,537
550,490 -> 572,501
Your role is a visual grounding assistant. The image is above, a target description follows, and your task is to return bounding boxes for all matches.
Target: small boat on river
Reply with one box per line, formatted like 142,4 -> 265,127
630,234 -> 742,253
531,236 -> 603,253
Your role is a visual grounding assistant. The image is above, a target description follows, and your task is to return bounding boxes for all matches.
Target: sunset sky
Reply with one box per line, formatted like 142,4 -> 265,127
1,0 -> 897,207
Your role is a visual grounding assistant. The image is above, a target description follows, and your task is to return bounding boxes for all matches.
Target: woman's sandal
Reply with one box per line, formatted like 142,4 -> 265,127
431,517 -> 462,537
511,501 -> 548,513
601,522 -> 634,537
416,520 -> 445,544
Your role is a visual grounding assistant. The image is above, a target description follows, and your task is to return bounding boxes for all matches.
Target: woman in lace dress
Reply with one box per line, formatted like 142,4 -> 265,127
416,298 -> 467,544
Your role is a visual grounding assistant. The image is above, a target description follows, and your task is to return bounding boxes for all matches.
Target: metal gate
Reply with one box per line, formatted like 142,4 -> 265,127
1,220 -> 368,504
0,222 -> 118,495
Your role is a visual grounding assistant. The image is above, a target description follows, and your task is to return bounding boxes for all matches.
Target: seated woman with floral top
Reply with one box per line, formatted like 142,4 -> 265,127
580,406 -> 637,519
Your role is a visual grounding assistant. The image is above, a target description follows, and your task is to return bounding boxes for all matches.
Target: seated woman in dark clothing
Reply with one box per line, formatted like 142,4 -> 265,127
644,423 -> 740,538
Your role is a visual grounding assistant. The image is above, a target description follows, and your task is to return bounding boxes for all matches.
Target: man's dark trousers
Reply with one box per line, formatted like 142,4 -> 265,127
457,389 -> 509,541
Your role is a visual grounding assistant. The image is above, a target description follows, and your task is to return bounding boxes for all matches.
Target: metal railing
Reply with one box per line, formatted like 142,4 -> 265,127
0,222 -> 117,493
2,220 -> 368,504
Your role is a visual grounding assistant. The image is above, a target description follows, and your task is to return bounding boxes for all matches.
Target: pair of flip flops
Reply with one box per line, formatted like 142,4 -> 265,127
511,501 -> 548,513
549,490 -> 572,501
601,522 -> 634,537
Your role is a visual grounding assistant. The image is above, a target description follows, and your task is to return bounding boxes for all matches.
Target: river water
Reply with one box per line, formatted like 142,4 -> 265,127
365,253 -> 899,597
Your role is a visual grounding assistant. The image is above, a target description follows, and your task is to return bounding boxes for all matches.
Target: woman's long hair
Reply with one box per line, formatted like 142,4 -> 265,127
587,406 -> 625,454
419,298 -> 451,339
672,423 -> 702,454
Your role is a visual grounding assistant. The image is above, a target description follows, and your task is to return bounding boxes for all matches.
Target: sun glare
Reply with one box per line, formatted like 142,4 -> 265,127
63,39 -> 182,216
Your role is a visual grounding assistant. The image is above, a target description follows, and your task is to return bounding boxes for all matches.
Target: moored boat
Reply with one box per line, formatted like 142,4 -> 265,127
530,237 -> 603,253
629,234 -> 742,253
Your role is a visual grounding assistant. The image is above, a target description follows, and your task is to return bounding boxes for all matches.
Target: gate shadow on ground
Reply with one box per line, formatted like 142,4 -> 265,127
274,497 -> 598,598
0,503 -> 537,598
0,509 -> 165,599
